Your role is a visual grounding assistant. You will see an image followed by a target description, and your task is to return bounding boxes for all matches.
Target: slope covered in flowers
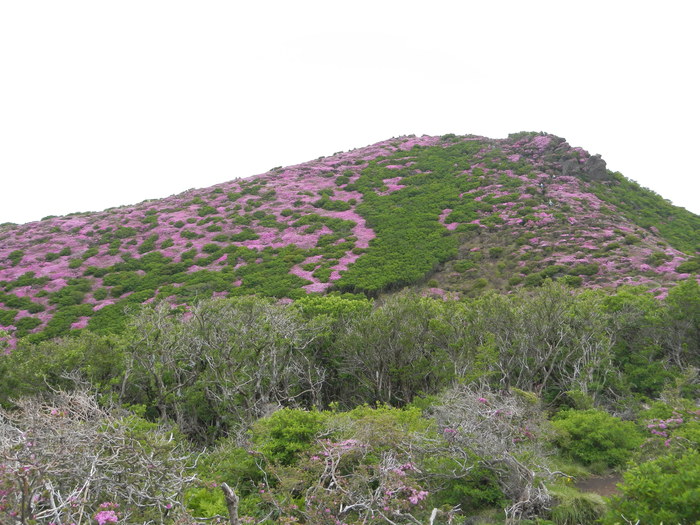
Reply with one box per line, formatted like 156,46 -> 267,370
1,132 -> 699,343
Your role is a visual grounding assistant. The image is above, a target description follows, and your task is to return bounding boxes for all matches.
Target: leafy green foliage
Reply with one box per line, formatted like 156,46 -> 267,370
8,249 -> 24,266
602,450 -> 700,525
229,228 -> 259,241
552,409 -> 643,468
251,408 -> 327,465
312,196 -> 351,211
568,263 -> 599,276
339,142 -> 495,294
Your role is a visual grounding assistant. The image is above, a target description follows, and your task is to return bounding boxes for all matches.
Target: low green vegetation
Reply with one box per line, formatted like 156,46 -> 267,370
591,172 -> 700,253
1,281 -> 698,523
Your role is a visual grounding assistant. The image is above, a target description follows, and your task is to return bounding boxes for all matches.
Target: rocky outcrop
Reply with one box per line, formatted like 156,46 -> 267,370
562,153 -> 610,181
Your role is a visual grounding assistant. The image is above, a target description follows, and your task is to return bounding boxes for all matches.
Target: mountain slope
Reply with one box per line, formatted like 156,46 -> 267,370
1,132 -> 699,344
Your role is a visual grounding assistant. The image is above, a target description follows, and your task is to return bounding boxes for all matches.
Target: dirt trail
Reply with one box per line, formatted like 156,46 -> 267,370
574,474 -> 623,498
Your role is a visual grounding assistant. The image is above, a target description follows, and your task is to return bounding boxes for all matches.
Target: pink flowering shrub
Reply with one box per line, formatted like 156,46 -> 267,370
1,131 -> 698,347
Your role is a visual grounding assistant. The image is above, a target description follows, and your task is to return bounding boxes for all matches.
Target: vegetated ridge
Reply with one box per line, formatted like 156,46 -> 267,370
1,132 -> 699,344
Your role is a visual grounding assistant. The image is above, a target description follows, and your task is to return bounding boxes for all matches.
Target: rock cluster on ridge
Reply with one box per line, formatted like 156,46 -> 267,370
1,132 -> 699,345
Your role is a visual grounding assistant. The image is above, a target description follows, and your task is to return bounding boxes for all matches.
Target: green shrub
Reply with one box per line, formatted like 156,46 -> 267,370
8,250 -> 24,266
312,197 -> 351,211
0,309 -> 18,325
198,205 -> 218,217
14,316 -> 42,335
524,273 -> 544,287
115,226 -> 137,239
180,230 -> 203,240
489,247 -> 504,259
602,450 -> 700,525
551,409 -> 643,468
568,263 -> 599,276
562,275 -> 583,287
252,408 -> 327,465
541,265 -> 567,278
137,234 -> 159,254
230,228 -> 260,242
427,464 -> 506,513
454,260 -> 475,273
646,251 -> 672,267
201,244 -> 221,254
676,258 -> 700,273
508,275 -> 523,286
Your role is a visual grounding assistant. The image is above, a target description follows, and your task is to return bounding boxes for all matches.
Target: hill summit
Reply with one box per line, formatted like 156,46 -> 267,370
1,132 -> 700,343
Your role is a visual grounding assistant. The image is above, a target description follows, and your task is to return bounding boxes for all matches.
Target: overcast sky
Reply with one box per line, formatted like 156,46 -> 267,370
1,1 -> 698,225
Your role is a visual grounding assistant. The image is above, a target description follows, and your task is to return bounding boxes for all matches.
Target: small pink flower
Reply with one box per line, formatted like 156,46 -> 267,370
94,510 -> 118,525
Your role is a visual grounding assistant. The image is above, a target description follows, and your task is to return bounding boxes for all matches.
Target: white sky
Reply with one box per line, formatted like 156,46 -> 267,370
1,1 -> 698,225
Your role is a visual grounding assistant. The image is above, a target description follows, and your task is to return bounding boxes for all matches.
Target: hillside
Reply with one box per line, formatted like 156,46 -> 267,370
1,132 -> 699,344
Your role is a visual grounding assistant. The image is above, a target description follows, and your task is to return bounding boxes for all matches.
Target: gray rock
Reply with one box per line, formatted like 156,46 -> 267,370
562,158 -> 582,177
583,154 -> 609,180
562,154 -> 610,181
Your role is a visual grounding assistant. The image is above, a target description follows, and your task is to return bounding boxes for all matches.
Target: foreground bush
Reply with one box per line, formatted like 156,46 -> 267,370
551,409 -> 643,468
601,450 -> 700,525
0,390 -> 196,524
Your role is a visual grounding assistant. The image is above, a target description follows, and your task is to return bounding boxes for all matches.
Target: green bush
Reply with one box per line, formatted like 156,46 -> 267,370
646,251 -> 673,266
562,275 -> 583,287
180,230 -> 203,240
0,309 -> 18,325
568,263 -> 599,276
198,205 -> 218,217
676,258 -> 700,273
8,250 -> 24,266
186,439 -> 264,518
524,273 -> 544,287
251,408 -> 327,465
551,409 -> 643,468
602,450 -> 700,525
137,234 -> 158,254
14,316 -> 42,335
115,226 -> 137,239
201,244 -> 221,254
312,197 -> 351,211
230,228 -> 260,242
